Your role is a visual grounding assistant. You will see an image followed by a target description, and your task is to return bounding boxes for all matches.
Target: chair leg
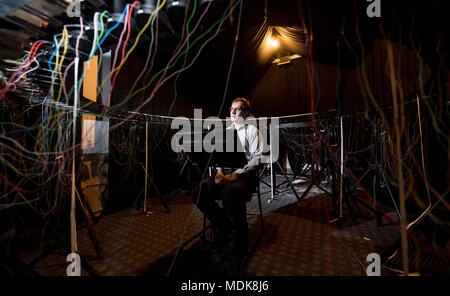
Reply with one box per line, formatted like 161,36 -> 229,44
247,183 -> 264,259
257,185 -> 264,233
200,215 -> 207,240
200,215 -> 216,243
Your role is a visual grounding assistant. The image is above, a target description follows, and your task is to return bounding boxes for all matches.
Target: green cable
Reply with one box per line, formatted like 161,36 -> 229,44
96,11 -> 109,46
0,121 -> 60,132
139,0 -> 199,202
107,2 -> 231,113
5,53 -> 28,63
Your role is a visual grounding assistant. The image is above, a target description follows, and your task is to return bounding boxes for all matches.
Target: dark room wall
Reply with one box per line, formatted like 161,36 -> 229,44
247,39 -> 431,117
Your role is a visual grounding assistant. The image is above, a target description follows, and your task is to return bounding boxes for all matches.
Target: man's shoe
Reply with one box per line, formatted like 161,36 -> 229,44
220,240 -> 248,258
212,229 -> 232,248
232,244 -> 248,258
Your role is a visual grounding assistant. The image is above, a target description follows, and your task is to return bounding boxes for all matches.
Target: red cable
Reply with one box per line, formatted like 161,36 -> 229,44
0,41 -> 38,99
0,41 -> 48,100
108,1 -> 139,102
0,171 -> 38,195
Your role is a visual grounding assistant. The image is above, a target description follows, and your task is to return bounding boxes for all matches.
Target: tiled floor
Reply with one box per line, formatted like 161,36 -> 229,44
11,175 -> 448,276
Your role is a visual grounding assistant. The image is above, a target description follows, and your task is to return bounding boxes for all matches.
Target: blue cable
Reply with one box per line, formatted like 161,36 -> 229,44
86,5 -> 128,63
94,5 -> 128,57
39,3 -> 130,129
47,34 -> 59,72
55,5 -> 128,107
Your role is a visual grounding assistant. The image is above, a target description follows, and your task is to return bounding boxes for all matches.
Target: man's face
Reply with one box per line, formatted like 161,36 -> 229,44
230,101 -> 248,123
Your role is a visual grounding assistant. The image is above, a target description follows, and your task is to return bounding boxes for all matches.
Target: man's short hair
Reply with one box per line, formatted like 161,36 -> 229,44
231,97 -> 251,111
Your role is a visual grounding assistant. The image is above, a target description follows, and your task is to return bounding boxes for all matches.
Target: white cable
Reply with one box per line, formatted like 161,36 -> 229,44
87,12 -> 100,66
125,0 -> 160,100
340,116 -> 344,218
13,58 -> 40,84
407,95 -> 433,230
0,134 -> 63,156
166,0 -> 244,276
112,0 -> 242,129
70,57 -> 80,254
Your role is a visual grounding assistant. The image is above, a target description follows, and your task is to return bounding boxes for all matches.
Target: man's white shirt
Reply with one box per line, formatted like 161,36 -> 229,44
227,121 -> 264,175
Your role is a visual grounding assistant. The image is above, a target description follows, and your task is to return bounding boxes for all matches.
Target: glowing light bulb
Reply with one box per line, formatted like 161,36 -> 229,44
271,38 -> 279,48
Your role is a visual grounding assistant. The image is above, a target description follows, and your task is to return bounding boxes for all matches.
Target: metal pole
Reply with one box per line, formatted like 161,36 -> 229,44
70,57 -> 80,254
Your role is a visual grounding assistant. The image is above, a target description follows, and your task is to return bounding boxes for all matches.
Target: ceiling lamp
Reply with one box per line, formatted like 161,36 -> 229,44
166,0 -> 188,10
137,0 -> 156,14
271,38 -> 279,48
272,54 -> 302,66
271,27 -> 280,47
165,0 -> 190,33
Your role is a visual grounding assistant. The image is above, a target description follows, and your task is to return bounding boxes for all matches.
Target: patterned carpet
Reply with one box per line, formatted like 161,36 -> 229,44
13,175 -> 446,276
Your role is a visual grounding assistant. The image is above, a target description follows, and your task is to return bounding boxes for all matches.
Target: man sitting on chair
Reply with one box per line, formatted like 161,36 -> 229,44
192,97 -> 263,257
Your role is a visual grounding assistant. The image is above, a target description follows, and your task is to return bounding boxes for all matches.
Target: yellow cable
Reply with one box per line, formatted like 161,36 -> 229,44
51,31 -> 65,99
56,27 -> 69,102
98,0 -> 167,95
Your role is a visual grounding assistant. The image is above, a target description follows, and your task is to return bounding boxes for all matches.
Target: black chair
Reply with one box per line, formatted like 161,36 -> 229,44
198,172 -> 264,256
181,171 -> 264,261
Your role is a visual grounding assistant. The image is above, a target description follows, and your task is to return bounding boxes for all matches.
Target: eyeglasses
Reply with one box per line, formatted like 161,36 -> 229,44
229,107 -> 246,112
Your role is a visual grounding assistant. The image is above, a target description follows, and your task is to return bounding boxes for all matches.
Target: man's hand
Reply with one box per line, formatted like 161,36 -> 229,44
215,170 -> 226,184
215,170 -> 239,184
226,172 -> 239,183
